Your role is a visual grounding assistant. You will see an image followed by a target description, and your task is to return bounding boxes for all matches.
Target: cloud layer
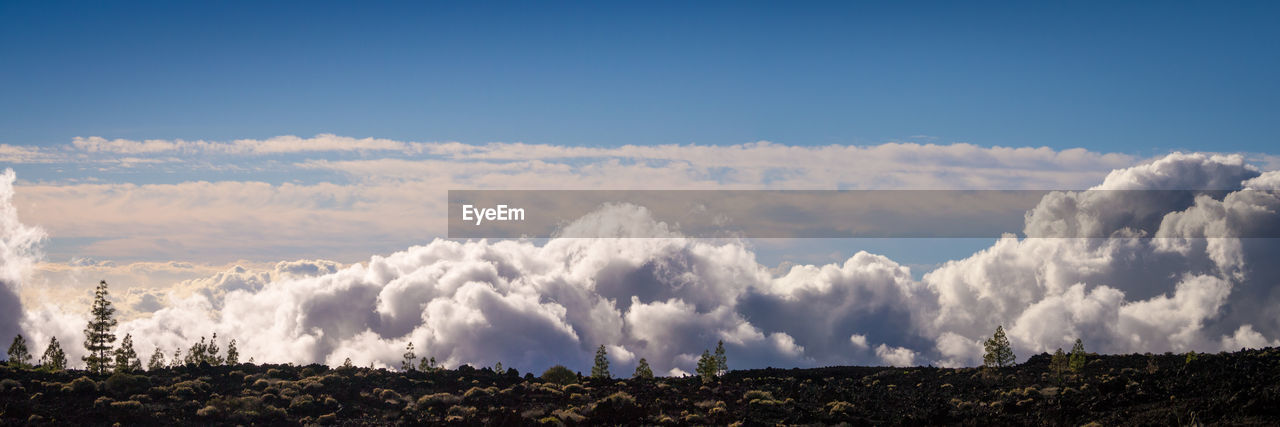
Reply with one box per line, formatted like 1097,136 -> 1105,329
13,136 -> 1139,261
0,169 -> 46,345
5,148 -> 1279,375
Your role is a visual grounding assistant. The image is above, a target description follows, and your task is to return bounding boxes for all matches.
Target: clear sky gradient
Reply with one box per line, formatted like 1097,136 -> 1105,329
3,1 -> 1277,153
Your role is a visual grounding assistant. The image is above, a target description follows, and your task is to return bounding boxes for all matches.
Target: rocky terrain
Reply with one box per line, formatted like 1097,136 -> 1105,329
2,347 -> 1278,425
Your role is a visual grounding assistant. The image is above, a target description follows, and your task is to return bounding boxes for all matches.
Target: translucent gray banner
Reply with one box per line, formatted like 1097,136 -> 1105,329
447,190 -> 1279,238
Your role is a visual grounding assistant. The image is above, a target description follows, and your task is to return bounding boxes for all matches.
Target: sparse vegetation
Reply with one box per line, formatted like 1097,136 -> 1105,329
4,348 -> 1266,424
1,283 -> 1277,424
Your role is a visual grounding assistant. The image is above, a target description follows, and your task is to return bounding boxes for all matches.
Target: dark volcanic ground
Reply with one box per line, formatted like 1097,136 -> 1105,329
2,347 -> 1278,425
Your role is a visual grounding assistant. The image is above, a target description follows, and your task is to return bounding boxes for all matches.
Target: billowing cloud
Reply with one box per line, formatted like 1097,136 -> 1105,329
875,344 -> 917,367
9,151 -> 1280,376
925,153 -> 1280,365
0,169 -> 46,350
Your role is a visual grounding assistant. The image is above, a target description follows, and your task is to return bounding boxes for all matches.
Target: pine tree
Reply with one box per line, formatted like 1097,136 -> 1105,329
185,336 -> 208,365
225,339 -> 239,365
633,358 -> 654,380
7,334 -> 32,368
171,348 -> 181,368
1069,338 -> 1086,372
39,337 -> 66,372
83,280 -> 118,374
494,361 -> 503,373
982,325 -> 1016,368
714,340 -> 727,376
113,333 -> 141,372
207,333 -> 222,365
696,349 -> 716,383
1050,347 -> 1068,378
419,356 -> 437,372
148,347 -> 166,371
342,357 -> 354,369
591,344 -> 610,379
402,342 -> 417,371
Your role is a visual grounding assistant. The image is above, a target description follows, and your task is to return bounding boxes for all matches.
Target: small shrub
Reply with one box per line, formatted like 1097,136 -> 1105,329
521,408 -> 547,419
0,378 -> 21,392
109,400 -> 144,415
104,372 -> 150,397
552,408 -> 585,423
826,400 -> 855,417
378,388 -> 402,402
417,392 -> 461,409
542,365 -> 578,385
744,389 -> 774,401
289,394 -> 319,414
197,405 -> 220,417
447,405 -> 478,420
70,376 -> 97,393
462,386 -> 496,403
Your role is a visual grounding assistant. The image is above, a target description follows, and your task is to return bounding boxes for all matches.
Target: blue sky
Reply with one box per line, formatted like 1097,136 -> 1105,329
2,1 -> 1277,153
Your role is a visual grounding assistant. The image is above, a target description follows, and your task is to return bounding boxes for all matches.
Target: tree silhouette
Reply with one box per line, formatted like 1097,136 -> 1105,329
7,334 -> 31,368
402,342 -> 417,371
148,347 -> 166,371
633,358 -> 654,380
1050,347 -> 1068,378
83,280 -> 118,374
206,333 -> 222,365
113,333 -> 141,373
714,340 -> 727,376
1069,338 -> 1087,372
982,325 -> 1015,368
225,339 -> 239,365
696,349 -> 716,383
185,336 -> 208,365
591,345 -> 610,379
39,336 -> 66,372
419,355 -> 438,372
